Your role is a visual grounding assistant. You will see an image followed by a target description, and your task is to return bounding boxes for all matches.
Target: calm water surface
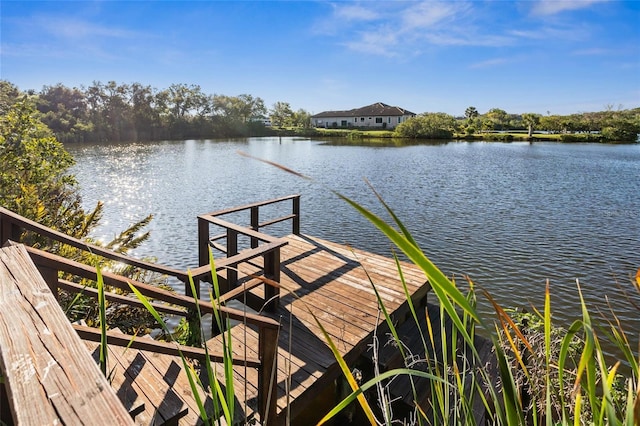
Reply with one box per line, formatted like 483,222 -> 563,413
67,138 -> 640,343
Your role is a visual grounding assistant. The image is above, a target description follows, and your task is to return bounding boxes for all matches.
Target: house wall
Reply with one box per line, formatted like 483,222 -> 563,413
311,114 -> 413,129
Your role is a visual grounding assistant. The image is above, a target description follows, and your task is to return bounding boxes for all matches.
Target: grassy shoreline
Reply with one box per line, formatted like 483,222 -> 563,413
271,127 -> 638,143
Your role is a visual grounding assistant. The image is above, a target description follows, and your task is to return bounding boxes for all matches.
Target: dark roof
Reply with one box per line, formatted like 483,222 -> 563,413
311,102 -> 416,118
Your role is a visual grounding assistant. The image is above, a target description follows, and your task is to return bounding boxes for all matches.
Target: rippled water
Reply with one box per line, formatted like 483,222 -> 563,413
67,137 -> 640,346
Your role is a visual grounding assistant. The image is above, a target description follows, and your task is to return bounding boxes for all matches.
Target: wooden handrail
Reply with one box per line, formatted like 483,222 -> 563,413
200,194 -> 300,217
190,239 -> 288,280
73,325 -> 261,368
0,206 -> 188,281
21,243 -> 279,330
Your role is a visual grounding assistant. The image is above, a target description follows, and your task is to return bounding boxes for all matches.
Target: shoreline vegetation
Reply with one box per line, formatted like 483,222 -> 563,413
1,80 -> 638,144
272,127 -> 639,144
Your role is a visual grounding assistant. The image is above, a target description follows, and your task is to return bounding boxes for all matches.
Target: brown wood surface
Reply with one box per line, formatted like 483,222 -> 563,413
207,233 -> 431,424
0,244 -> 134,425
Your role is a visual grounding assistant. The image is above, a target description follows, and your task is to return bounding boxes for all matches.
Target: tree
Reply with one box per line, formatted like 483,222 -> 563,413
486,108 -> 508,131
292,108 -> 312,128
37,83 -> 90,143
465,106 -> 478,122
270,101 -> 294,127
0,80 -> 22,114
394,112 -> 456,139
521,113 -> 541,137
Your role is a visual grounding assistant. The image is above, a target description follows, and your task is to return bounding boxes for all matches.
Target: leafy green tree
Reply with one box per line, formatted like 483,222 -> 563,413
486,108 -> 508,131
0,80 -> 22,114
521,113 -> 541,137
270,101 -> 294,127
37,83 -> 91,143
394,112 -> 456,139
465,106 -> 478,122
292,108 -> 312,128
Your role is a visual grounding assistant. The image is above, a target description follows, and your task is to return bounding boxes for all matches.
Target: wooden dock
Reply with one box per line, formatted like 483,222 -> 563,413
207,233 -> 430,424
0,196 -> 448,425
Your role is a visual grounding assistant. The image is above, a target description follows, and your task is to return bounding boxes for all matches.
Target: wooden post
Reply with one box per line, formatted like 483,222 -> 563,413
263,249 -> 280,312
250,206 -> 259,249
1,379 -> 11,424
292,196 -> 300,235
37,266 -> 59,300
258,326 -> 279,425
197,216 -> 210,268
0,214 -> 21,247
226,228 -> 238,288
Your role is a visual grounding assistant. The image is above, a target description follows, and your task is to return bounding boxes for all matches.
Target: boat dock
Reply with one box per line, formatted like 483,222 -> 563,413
0,195 -> 436,425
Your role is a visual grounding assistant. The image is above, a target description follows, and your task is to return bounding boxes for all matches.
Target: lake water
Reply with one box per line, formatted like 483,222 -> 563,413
66,137 -> 640,343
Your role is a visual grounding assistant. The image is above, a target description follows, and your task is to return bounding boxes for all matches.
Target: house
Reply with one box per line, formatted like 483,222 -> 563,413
310,102 -> 416,130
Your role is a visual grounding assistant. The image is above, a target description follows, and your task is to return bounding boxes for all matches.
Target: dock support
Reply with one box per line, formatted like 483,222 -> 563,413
197,216 -> 210,268
258,326 -> 279,425
292,197 -> 300,235
263,250 -> 280,312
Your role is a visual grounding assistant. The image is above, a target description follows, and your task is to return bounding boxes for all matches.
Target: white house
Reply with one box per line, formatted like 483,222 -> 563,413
310,102 -> 416,130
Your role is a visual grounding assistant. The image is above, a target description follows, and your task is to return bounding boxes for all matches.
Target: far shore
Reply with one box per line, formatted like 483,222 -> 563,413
272,127 -> 638,143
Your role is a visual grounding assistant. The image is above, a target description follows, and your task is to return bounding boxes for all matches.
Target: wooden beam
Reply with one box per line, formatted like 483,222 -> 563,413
20,244 -> 280,329
0,245 -> 134,425
58,279 -> 187,317
73,325 -> 261,368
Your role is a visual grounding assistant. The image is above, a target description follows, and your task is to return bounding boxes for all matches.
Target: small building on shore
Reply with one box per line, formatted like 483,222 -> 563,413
311,102 -> 416,130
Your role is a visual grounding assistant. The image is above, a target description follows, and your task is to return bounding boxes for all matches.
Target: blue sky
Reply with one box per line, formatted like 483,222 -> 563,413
1,0 -> 639,116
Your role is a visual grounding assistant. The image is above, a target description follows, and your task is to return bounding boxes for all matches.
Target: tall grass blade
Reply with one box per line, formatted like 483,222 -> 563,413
309,307 -> 377,425
544,280 -> 552,426
317,368 -> 448,425
207,249 -> 236,424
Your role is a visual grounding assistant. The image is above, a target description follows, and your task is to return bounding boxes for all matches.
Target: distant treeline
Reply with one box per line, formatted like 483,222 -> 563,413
0,80 -> 312,143
1,80 -> 639,143
395,106 -> 640,141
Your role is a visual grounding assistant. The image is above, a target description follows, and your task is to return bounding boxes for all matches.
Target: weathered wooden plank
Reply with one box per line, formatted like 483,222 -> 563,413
85,341 -> 153,425
0,244 -> 133,425
108,340 -> 189,424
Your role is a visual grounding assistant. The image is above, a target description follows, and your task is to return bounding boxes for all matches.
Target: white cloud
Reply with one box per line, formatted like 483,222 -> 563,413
469,57 -> 510,69
39,17 -> 143,40
401,1 -> 471,29
332,3 -> 380,22
530,0 -> 609,16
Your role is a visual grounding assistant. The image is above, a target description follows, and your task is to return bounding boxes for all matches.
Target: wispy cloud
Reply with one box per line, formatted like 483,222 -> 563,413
332,3 -> 380,22
469,57 -> 511,69
37,17 -> 145,41
509,24 -> 590,42
530,0 -> 608,16
317,1 -> 516,56
401,1 -> 469,29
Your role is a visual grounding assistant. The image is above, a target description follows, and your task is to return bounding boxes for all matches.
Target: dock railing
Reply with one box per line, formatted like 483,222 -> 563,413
0,206 -> 280,424
197,194 -> 300,312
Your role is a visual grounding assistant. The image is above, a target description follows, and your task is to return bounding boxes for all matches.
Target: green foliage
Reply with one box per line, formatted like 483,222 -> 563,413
1,93 -> 165,334
394,112 -> 456,139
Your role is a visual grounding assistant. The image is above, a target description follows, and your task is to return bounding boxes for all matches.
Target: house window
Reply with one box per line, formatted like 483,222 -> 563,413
354,118 -> 357,122
341,120 -> 347,127
360,117 -> 365,122
375,117 -> 383,123
398,117 -> 402,123
388,117 -> 391,123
